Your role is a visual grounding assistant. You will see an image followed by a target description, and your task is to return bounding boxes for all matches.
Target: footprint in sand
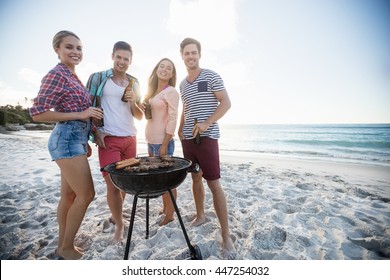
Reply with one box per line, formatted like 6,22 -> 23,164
272,202 -> 298,214
348,237 -> 390,258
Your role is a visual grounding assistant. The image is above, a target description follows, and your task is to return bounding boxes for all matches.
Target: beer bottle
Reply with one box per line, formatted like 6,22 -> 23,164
144,99 -> 152,119
95,96 -> 104,127
194,118 -> 201,144
122,79 -> 134,103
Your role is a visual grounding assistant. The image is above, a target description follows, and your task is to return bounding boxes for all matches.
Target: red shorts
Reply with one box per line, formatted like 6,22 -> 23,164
99,136 -> 137,176
181,137 -> 220,180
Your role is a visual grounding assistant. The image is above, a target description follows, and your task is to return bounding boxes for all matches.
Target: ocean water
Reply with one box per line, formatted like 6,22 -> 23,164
6,123 -> 390,167
218,124 -> 390,167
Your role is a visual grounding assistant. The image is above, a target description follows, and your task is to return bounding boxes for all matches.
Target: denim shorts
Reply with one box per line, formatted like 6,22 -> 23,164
148,139 -> 175,156
48,120 -> 91,161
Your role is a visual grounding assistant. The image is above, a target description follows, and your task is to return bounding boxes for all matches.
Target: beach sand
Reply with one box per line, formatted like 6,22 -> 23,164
0,130 -> 389,260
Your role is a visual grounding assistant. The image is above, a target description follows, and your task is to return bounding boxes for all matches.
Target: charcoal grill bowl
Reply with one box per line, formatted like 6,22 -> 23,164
102,156 -> 192,197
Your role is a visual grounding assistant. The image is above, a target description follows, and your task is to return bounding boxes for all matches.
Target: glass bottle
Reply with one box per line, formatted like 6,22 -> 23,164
193,118 -> 201,144
144,99 -> 152,120
122,79 -> 134,103
94,96 -> 104,127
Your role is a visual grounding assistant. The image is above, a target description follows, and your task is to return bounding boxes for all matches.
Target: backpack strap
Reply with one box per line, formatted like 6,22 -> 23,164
92,72 -> 103,107
87,70 -> 111,106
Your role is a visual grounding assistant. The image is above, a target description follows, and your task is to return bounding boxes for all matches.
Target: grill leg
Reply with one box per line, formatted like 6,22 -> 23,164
145,198 -> 149,239
124,195 -> 138,260
168,189 -> 198,259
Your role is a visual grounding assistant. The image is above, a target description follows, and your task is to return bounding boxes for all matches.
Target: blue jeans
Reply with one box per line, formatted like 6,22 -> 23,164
147,139 -> 175,156
48,120 -> 91,160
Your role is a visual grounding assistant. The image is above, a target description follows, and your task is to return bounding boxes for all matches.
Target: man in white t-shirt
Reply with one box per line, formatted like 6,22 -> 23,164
86,41 -> 143,242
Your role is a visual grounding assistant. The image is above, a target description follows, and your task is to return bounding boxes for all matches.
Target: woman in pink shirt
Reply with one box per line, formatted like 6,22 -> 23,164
143,58 -> 179,225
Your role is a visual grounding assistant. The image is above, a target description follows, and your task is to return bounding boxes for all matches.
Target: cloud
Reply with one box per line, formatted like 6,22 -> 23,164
0,81 -> 36,106
18,68 -> 43,88
0,68 -> 43,106
167,0 -> 239,51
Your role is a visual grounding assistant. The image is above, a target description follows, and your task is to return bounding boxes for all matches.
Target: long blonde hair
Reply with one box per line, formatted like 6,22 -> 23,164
144,58 -> 177,102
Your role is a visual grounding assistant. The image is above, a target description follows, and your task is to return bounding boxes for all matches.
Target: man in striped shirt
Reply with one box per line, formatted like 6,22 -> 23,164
178,38 -> 235,258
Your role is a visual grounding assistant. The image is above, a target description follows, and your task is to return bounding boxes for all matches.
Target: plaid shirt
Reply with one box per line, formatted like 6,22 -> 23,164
29,63 -> 91,116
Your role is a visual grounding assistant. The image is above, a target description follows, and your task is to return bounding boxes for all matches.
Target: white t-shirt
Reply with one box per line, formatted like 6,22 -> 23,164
99,78 -> 137,136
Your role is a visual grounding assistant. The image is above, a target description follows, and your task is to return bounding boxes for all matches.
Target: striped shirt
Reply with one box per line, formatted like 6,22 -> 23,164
29,63 -> 91,116
179,68 -> 225,140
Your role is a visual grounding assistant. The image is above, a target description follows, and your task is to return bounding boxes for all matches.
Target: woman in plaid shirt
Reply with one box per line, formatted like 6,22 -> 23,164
29,30 -> 103,260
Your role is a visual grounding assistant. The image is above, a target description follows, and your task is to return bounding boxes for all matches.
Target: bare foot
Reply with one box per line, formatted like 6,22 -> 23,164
159,215 -> 174,226
222,236 -> 236,260
75,246 -> 84,253
190,216 -> 206,227
56,247 -> 83,260
113,224 -> 124,242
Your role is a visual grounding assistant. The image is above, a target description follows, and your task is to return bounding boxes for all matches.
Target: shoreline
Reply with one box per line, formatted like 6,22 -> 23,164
220,151 -> 390,201
1,128 -> 389,190
1,128 -> 389,191
220,150 -> 390,185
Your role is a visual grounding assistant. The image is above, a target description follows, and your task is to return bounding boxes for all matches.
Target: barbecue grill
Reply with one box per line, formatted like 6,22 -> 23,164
102,156 -> 202,260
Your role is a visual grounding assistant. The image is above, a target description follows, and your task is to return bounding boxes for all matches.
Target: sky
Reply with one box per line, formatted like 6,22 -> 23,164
0,0 -> 389,125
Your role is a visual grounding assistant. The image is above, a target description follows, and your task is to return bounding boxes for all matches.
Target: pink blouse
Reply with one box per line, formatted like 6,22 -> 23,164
145,86 -> 179,144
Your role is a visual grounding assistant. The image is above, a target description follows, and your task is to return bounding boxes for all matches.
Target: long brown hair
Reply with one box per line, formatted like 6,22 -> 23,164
144,58 -> 177,102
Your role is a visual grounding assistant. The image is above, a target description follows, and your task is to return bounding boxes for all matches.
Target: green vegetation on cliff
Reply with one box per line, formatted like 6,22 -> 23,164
0,105 -> 33,125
